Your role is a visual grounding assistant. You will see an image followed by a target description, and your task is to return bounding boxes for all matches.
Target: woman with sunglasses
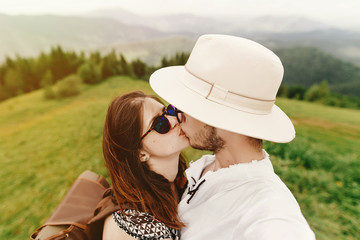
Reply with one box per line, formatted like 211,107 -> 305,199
102,91 -> 189,240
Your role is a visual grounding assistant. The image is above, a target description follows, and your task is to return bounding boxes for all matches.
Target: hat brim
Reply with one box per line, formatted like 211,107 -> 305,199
150,66 -> 295,143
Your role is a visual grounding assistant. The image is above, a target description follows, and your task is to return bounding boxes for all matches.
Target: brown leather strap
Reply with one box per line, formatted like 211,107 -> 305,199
88,188 -> 120,224
86,188 -> 120,240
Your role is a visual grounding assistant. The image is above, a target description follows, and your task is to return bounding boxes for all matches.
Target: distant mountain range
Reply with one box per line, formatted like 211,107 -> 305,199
0,13 -> 166,62
1,9 -> 360,67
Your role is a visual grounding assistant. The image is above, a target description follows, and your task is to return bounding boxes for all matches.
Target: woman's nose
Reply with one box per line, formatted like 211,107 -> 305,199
167,115 -> 179,128
182,113 -> 187,123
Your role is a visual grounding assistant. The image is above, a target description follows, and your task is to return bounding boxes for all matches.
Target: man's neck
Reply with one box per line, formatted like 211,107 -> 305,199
213,133 -> 264,170
215,147 -> 263,168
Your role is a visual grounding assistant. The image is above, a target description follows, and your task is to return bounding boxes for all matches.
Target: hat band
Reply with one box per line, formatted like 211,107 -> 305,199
182,66 -> 275,115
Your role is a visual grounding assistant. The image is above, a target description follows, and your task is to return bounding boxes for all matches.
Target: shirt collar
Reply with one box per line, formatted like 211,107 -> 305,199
185,149 -> 273,187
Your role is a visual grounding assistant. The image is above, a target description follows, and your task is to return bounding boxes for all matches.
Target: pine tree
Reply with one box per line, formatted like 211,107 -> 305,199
131,59 -> 146,79
119,54 -> 131,76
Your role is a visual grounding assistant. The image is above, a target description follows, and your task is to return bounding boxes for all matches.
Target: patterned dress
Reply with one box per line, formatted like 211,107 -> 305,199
112,209 -> 179,240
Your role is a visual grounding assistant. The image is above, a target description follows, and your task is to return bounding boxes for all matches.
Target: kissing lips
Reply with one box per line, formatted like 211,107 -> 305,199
179,128 -> 186,136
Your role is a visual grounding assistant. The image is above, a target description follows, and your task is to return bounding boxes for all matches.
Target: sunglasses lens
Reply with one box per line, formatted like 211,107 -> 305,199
153,116 -> 171,134
166,105 -> 176,116
166,104 -> 183,123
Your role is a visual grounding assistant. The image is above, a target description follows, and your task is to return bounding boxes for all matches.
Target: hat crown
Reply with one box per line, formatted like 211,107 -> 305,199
185,34 -> 284,101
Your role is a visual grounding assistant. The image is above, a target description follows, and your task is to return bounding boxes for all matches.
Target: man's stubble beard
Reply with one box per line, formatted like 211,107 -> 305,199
190,125 -> 225,153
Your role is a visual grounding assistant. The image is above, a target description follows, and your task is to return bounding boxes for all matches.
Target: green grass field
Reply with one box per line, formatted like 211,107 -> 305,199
0,76 -> 359,239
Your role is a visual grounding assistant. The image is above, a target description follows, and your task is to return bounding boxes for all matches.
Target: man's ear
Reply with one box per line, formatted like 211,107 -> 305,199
139,151 -> 150,162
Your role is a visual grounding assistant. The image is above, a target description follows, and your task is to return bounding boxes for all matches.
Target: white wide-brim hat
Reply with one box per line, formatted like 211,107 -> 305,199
150,34 -> 295,143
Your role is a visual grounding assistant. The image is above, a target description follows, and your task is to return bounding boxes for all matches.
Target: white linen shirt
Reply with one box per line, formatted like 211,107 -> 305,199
178,151 -> 315,240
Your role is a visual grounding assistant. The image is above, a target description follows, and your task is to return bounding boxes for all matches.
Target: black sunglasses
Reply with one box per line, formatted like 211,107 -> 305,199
140,105 -> 183,140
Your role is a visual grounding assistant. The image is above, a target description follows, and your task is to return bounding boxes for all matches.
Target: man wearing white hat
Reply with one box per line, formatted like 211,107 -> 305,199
150,34 -> 315,239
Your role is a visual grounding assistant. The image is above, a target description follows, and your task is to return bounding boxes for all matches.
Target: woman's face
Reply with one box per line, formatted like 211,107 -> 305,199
140,98 -> 189,158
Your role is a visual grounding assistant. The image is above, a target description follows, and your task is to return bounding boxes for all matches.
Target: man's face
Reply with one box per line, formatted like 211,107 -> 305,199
180,113 -> 225,153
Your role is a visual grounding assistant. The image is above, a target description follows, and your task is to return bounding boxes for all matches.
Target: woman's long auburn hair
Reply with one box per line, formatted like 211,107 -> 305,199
102,91 -> 187,229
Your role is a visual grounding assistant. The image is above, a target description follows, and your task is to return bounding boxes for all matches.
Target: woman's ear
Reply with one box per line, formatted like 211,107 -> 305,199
139,151 -> 150,162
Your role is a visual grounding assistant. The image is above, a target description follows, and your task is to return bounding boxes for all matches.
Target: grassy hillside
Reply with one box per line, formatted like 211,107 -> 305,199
269,99 -> 360,239
0,76 -> 359,239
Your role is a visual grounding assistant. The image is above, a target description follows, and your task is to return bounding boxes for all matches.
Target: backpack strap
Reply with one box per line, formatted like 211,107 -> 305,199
90,188 -> 120,223
86,188 -> 120,240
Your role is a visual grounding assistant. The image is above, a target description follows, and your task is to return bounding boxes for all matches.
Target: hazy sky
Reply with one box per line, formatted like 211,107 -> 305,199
0,0 -> 359,28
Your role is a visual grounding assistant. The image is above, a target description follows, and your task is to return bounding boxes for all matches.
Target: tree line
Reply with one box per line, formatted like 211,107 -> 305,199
0,46 -> 189,101
275,47 -> 360,98
278,80 -> 360,109
0,46 -> 359,109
